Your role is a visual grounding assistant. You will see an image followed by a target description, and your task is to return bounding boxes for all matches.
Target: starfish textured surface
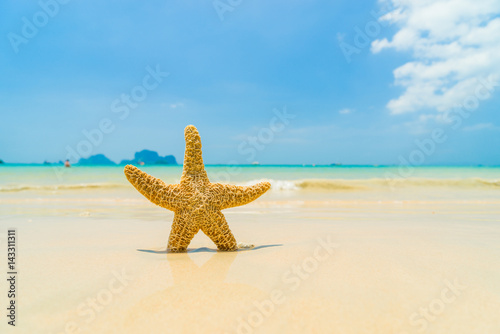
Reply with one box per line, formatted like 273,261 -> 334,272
124,125 -> 271,252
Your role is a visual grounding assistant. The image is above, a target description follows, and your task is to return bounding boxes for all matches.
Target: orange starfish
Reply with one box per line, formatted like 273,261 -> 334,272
124,125 -> 271,252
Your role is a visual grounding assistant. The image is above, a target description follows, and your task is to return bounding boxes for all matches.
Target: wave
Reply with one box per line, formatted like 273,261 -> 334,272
0,183 -> 127,192
1,178 -> 499,193
248,178 -> 500,191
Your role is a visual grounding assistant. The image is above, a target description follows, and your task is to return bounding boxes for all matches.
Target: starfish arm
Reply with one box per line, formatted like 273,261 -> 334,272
124,165 -> 181,211
180,125 -> 209,184
167,210 -> 200,252
210,182 -> 271,210
200,210 -> 238,251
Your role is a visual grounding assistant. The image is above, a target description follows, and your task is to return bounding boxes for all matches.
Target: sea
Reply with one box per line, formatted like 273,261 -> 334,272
1,165 -> 499,192
1,165 -> 499,208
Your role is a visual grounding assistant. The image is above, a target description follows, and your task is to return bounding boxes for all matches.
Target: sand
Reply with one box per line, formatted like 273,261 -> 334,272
1,187 -> 500,333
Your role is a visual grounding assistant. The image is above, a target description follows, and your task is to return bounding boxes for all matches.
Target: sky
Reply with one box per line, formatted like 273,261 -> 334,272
0,0 -> 499,165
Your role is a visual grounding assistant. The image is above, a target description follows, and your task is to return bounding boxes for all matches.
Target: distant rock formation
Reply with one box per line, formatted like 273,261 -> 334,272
43,160 -> 64,166
120,150 -> 177,165
77,154 -> 116,166
0,159 -> 4,164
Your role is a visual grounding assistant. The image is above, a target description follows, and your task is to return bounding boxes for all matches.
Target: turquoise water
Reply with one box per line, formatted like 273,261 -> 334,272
1,165 -> 499,218
0,165 -> 499,192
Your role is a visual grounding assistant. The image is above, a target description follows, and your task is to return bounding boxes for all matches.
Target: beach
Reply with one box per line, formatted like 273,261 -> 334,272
1,166 -> 500,333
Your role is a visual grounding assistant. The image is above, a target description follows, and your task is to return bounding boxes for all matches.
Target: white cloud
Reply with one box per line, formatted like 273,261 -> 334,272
339,108 -> 353,114
372,0 -> 500,114
463,122 -> 497,132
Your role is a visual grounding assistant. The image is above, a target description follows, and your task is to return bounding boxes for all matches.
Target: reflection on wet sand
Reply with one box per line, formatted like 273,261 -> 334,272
125,251 -> 268,333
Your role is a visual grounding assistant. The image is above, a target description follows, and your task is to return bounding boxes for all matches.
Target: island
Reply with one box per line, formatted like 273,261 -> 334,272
77,154 -> 116,166
43,150 -> 179,166
120,150 -> 177,165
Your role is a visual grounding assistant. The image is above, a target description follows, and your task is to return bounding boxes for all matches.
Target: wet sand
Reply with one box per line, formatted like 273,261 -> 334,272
1,187 -> 500,333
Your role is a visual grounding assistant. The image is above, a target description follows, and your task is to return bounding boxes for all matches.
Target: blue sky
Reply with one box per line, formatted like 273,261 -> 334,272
1,0 -> 499,165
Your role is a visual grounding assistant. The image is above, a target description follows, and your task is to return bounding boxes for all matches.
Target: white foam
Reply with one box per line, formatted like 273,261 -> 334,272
242,179 -> 299,191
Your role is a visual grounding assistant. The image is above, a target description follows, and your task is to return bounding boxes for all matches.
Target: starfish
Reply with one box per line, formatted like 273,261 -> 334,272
124,125 -> 271,252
